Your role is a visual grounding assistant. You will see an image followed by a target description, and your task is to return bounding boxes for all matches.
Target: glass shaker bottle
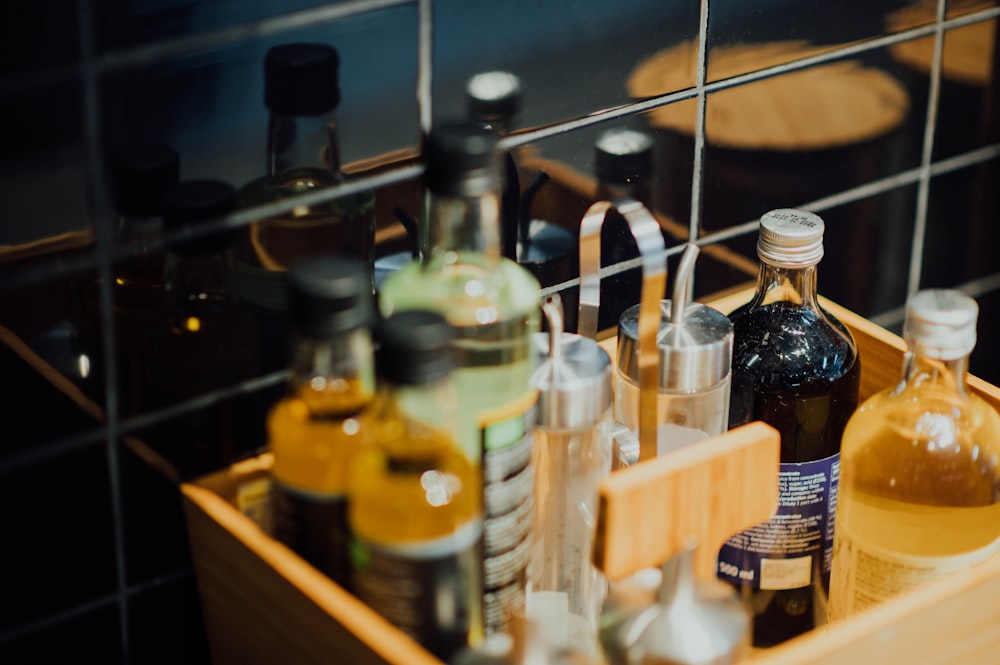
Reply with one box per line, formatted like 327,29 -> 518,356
613,243 -> 733,467
528,295 -> 614,656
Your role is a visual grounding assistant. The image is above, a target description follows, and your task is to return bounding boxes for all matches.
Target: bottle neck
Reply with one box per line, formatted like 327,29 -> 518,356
423,189 -> 502,269
289,327 -> 375,390
752,261 -> 820,308
900,345 -> 970,397
267,110 -> 340,180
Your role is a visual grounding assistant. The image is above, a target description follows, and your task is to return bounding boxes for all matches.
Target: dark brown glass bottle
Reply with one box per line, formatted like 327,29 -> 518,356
717,209 -> 859,647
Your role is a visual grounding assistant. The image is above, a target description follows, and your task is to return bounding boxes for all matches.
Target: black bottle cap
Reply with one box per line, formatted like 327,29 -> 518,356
109,143 -> 180,217
425,121 -> 500,197
162,179 -> 237,256
594,127 -> 654,186
264,43 -> 340,115
466,71 -> 522,133
376,310 -> 455,385
288,255 -> 374,336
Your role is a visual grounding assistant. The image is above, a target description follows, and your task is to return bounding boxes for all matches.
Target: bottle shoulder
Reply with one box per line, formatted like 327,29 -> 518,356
379,256 -> 541,322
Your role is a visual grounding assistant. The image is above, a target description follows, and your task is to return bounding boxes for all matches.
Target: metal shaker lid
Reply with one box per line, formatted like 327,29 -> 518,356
531,297 -> 612,430
616,244 -> 733,392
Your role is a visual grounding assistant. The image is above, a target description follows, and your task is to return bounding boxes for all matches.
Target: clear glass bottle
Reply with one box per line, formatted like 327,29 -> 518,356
379,122 -> 541,635
528,296 -> 613,657
829,289 -> 1000,619
349,310 -> 483,662
268,255 -> 376,588
143,180 -> 264,477
234,42 -> 376,370
717,209 -> 860,647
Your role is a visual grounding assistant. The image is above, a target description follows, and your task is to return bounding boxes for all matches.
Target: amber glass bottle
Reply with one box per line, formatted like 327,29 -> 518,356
234,43 -> 375,370
717,209 -> 860,647
268,255 -> 375,587
829,290 -> 1000,619
349,311 -> 483,662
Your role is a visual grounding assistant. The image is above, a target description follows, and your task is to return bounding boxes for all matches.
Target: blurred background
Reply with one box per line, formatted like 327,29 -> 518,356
0,0 -> 997,662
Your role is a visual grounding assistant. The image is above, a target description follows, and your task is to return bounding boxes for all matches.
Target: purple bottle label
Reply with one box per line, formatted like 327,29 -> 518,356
717,453 -> 839,590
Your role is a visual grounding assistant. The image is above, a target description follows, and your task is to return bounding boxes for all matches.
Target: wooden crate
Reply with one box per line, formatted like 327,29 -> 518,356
181,292 -> 1000,665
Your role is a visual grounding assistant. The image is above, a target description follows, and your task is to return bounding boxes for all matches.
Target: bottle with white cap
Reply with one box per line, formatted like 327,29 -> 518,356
717,209 -> 860,647
829,289 -> 1000,620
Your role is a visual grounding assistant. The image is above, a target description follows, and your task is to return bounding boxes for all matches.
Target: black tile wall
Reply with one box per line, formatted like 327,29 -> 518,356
0,1 -> 998,663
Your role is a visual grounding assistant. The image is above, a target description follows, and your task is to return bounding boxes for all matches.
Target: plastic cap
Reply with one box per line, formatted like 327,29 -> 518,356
288,256 -> 373,336
109,143 -> 180,217
466,71 -> 522,131
376,310 -> 456,385
904,289 -> 978,360
265,43 -> 340,115
425,122 -> 501,197
757,208 -> 825,267
594,127 -> 654,185
162,180 -> 237,255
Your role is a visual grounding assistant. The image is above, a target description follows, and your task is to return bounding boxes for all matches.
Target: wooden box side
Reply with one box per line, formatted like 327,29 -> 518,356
181,461 -> 440,665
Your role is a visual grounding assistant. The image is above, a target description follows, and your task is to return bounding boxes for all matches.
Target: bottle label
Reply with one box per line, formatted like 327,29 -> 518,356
717,453 -> 839,590
480,393 -> 537,634
236,476 -> 273,536
829,525 -> 1000,620
271,480 -> 351,587
351,519 -> 482,661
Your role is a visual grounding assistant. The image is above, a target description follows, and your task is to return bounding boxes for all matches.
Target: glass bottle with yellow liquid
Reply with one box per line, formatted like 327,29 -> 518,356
349,310 -> 483,662
378,122 -> 541,635
829,289 -> 1000,619
234,42 -> 375,371
267,255 -> 376,588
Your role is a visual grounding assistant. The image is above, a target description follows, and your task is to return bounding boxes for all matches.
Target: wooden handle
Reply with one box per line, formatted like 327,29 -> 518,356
593,421 -> 780,580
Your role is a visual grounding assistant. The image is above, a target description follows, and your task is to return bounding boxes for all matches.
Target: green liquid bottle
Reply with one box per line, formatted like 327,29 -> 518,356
379,122 -> 541,635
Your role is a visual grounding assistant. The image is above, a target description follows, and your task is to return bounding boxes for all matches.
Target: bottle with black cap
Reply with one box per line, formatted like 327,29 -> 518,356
378,122 -> 541,636
234,42 -> 376,370
72,143 -> 181,408
143,179 -> 263,477
717,208 -> 860,647
349,310 -> 483,662
267,255 -> 376,588
593,127 -> 659,332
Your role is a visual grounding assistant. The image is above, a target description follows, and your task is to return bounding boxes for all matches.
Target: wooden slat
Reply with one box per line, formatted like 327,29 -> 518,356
593,421 -> 780,581
181,478 -> 440,665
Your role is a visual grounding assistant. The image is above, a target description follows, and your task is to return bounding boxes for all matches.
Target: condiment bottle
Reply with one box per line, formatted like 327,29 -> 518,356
829,289 -> 1000,619
267,255 -> 376,587
349,310 -> 483,662
718,208 -> 860,647
378,121 -> 541,635
613,243 -> 733,467
527,296 -> 613,656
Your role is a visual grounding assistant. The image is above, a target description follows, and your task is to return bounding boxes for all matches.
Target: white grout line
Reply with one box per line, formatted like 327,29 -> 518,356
417,0 -> 433,136
74,0 -> 131,659
689,0 -> 711,244
907,0 -> 949,300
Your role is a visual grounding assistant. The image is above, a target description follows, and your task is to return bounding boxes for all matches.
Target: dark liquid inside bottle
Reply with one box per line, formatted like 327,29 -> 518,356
726,302 -> 860,647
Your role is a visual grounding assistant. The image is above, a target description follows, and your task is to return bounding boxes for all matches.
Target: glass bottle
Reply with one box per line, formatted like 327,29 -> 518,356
268,255 -> 376,588
72,143 -> 181,407
593,127 -> 658,332
234,42 -> 376,370
143,180 -> 264,477
528,296 -> 613,657
716,208 -> 860,647
108,143 -> 180,415
378,122 -> 541,635
349,310 -> 483,662
829,289 -> 1000,619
